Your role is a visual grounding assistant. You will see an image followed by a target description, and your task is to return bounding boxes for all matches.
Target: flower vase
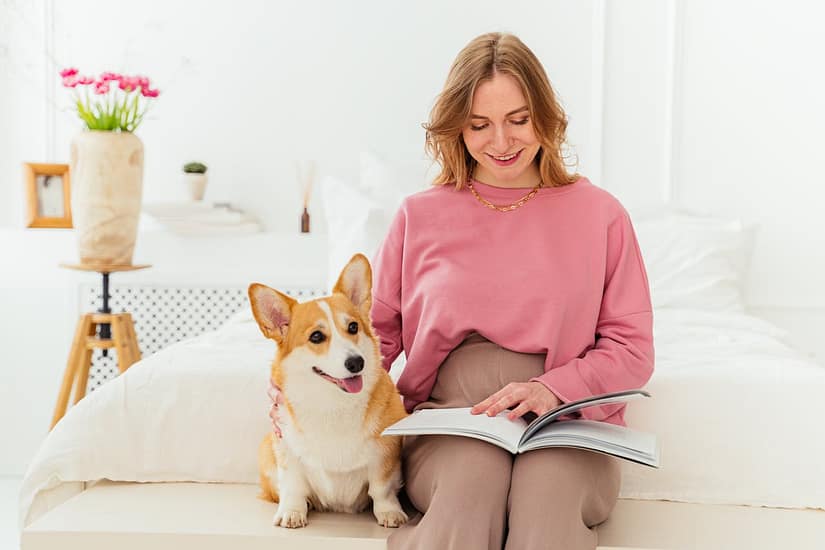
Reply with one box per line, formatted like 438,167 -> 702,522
70,130 -> 144,265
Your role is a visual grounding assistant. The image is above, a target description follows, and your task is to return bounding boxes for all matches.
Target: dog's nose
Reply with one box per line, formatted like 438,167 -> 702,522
345,355 -> 364,374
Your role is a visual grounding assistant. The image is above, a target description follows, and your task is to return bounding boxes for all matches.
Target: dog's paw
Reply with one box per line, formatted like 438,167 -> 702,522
374,508 -> 408,528
273,507 -> 308,528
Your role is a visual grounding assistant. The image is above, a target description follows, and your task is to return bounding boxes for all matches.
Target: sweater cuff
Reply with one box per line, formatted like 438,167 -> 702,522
529,365 -> 623,422
370,295 -> 402,372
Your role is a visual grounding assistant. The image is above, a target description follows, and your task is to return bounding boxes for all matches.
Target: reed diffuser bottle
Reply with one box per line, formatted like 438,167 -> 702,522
297,161 -> 315,234
301,206 -> 310,233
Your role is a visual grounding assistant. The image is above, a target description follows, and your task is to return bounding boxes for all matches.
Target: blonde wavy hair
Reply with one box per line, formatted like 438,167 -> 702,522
424,32 -> 578,189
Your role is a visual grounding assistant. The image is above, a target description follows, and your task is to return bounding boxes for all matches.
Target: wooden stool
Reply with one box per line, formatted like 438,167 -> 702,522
51,263 -> 151,429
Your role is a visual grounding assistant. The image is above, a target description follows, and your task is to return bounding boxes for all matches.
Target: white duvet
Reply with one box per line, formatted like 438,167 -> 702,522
19,308 -> 825,528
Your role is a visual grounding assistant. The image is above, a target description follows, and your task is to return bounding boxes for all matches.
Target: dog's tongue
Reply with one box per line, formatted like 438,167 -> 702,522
339,375 -> 363,394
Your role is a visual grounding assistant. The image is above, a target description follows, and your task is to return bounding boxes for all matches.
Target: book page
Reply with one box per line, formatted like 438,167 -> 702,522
519,420 -> 659,468
521,389 -> 651,444
382,407 -> 528,454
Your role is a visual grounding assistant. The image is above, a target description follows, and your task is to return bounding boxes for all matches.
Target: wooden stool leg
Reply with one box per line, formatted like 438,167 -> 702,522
51,314 -> 92,430
72,346 -> 95,404
112,315 -> 127,373
125,314 -> 142,362
112,314 -> 140,373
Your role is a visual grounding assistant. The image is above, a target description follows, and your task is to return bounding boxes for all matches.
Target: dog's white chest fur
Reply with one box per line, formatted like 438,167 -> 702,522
279,398 -> 374,512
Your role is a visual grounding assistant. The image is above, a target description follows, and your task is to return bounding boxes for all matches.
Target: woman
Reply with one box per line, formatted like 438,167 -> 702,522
272,32 -> 654,549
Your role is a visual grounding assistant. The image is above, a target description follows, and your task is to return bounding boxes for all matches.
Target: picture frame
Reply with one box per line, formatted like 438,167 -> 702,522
23,162 -> 72,228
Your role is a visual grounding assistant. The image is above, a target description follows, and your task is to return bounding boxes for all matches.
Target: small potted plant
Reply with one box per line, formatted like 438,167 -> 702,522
183,161 -> 208,201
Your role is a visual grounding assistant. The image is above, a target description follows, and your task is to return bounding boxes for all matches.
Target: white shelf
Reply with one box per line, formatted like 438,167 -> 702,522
142,202 -> 264,236
0,227 -> 329,289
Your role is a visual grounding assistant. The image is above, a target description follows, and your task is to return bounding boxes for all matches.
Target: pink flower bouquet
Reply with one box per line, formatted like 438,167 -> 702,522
60,68 -> 160,132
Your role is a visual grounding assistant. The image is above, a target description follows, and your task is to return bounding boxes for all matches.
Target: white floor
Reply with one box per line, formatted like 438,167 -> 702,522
1,477 -> 22,550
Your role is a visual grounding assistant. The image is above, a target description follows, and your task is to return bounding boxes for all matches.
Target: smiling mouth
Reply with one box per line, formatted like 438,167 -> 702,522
486,149 -> 522,166
312,366 -> 363,393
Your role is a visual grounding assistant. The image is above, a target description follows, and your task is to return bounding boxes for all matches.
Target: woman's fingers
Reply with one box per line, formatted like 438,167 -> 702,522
269,403 -> 282,438
267,380 -> 283,438
507,401 -> 533,421
267,380 -> 285,404
470,388 -> 505,415
473,387 -> 520,417
472,383 -> 538,417
472,383 -> 518,414
485,393 -> 518,417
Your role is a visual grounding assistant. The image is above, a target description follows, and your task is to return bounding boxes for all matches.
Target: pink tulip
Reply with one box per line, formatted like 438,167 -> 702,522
118,76 -> 140,91
61,66 -> 159,131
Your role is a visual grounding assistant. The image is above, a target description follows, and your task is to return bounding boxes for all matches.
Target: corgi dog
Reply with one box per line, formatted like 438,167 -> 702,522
249,253 -> 408,529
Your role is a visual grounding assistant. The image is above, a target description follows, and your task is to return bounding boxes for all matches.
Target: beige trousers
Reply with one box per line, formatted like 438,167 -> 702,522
388,333 -> 621,550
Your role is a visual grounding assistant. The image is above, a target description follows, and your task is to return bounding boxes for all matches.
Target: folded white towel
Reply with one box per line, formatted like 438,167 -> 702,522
143,202 -> 263,235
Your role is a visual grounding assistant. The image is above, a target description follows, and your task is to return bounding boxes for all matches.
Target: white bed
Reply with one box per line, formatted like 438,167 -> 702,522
18,162 -> 825,548
18,305 -> 825,549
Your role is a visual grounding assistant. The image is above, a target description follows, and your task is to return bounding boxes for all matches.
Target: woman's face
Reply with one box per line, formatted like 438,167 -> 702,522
462,72 -> 541,188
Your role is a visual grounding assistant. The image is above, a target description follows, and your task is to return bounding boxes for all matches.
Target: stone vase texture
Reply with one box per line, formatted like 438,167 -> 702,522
70,131 -> 144,265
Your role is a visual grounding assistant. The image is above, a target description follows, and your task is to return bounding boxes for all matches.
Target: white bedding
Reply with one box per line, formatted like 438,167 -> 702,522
19,307 -> 825,529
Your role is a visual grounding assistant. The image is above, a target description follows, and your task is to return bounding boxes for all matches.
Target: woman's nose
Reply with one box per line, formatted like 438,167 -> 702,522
492,125 -> 511,152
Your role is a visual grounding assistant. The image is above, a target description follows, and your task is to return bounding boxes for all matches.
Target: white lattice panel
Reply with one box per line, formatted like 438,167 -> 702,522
79,284 -> 325,394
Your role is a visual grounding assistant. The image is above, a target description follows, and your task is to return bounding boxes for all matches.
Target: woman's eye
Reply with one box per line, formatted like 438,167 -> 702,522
348,322 -> 358,335
511,118 -> 529,125
309,331 -> 326,344
470,123 -> 488,131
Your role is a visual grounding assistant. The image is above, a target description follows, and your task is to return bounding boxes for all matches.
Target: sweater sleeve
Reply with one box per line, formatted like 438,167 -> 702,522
370,205 -> 406,372
530,210 -> 655,421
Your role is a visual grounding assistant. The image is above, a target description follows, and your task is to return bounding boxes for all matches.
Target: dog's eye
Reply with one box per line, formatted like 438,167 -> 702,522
347,322 -> 358,335
309,331 -> 326,344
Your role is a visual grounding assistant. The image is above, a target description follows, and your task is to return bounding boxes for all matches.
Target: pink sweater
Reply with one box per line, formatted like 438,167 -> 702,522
370,177 -> 654,426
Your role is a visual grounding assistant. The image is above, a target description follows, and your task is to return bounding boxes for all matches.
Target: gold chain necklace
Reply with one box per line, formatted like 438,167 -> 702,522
466,180 -> 544,212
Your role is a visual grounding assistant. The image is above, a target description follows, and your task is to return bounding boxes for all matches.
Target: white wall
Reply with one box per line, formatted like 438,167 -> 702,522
2,0 -> 824,476
600,0 -> 675,208
4,0 -> 602,231
0,11 -> 10,225
674,0 -> 825,308
599,0 -> 825,313
6,0 -> 821,308
0,1 -> 50,229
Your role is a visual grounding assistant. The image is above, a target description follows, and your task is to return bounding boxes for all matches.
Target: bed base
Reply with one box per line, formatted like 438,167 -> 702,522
22,481 -> 825,550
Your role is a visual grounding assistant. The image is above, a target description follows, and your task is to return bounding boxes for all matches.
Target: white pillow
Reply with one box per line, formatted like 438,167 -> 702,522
319,151 -> 434,293
632,207 -> 757,312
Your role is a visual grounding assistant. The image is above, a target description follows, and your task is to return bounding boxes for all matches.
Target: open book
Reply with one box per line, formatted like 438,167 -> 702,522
383,389 -> 659,468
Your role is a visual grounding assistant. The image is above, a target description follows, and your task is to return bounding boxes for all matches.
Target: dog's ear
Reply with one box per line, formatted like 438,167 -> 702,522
332,253 -> 373,321
248,283 -> 297,344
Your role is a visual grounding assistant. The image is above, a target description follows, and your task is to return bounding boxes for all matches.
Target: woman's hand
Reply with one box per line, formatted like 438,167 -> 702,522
471,381 -> 562,421
267,379 -> 284,438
